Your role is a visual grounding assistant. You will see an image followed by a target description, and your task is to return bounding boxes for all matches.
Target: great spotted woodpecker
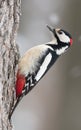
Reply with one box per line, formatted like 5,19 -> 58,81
9,26 -> 73,119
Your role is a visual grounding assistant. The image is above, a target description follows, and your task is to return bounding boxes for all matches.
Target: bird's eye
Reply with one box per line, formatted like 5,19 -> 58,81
58,30 -> 62,34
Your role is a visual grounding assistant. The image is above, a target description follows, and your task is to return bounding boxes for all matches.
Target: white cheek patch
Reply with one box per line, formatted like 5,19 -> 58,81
57,32 -> 70,43
35,53 -> 52,81
56,46 -> 68,55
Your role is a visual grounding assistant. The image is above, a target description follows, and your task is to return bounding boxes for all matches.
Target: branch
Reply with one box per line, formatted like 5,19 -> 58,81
0,0 -> 21,129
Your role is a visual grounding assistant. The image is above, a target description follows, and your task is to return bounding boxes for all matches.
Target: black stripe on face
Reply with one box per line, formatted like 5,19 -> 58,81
46,43 -> 69,50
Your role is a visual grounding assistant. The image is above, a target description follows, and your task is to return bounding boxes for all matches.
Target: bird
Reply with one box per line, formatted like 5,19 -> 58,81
9,25 -> 73,119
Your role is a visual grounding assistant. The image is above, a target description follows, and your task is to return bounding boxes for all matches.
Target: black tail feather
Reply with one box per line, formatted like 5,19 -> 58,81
8,95 -> 23,120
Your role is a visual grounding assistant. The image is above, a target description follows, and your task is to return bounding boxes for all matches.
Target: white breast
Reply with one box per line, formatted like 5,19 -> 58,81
18,45 -> 53,76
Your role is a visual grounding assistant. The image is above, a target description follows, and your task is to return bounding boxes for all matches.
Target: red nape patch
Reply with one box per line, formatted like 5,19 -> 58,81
70,38 -> 73,45
16,72 -> 26,97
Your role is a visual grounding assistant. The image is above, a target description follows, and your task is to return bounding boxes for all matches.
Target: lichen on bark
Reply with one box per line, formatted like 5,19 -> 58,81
0,0 -> 21,129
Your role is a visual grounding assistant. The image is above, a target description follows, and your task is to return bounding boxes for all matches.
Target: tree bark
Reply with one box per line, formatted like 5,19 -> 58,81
0,0 -> 21,129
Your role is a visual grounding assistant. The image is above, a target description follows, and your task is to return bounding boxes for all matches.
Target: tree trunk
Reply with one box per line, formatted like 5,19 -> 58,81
0,0 -> 21,129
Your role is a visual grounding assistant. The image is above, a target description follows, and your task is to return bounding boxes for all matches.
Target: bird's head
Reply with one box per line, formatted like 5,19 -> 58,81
47,25 -> 73,55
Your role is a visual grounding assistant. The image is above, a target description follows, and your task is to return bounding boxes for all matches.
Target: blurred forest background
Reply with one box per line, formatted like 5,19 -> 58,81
12,0 -> 81,130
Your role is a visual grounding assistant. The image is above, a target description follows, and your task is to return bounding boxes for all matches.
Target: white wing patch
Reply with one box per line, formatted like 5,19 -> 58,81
56,46 -> 68,55
35,53 -> 52,81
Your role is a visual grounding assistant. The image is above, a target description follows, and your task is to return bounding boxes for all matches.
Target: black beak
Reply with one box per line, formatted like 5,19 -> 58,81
47,25 -> 53,32
47,25 -> 55,34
